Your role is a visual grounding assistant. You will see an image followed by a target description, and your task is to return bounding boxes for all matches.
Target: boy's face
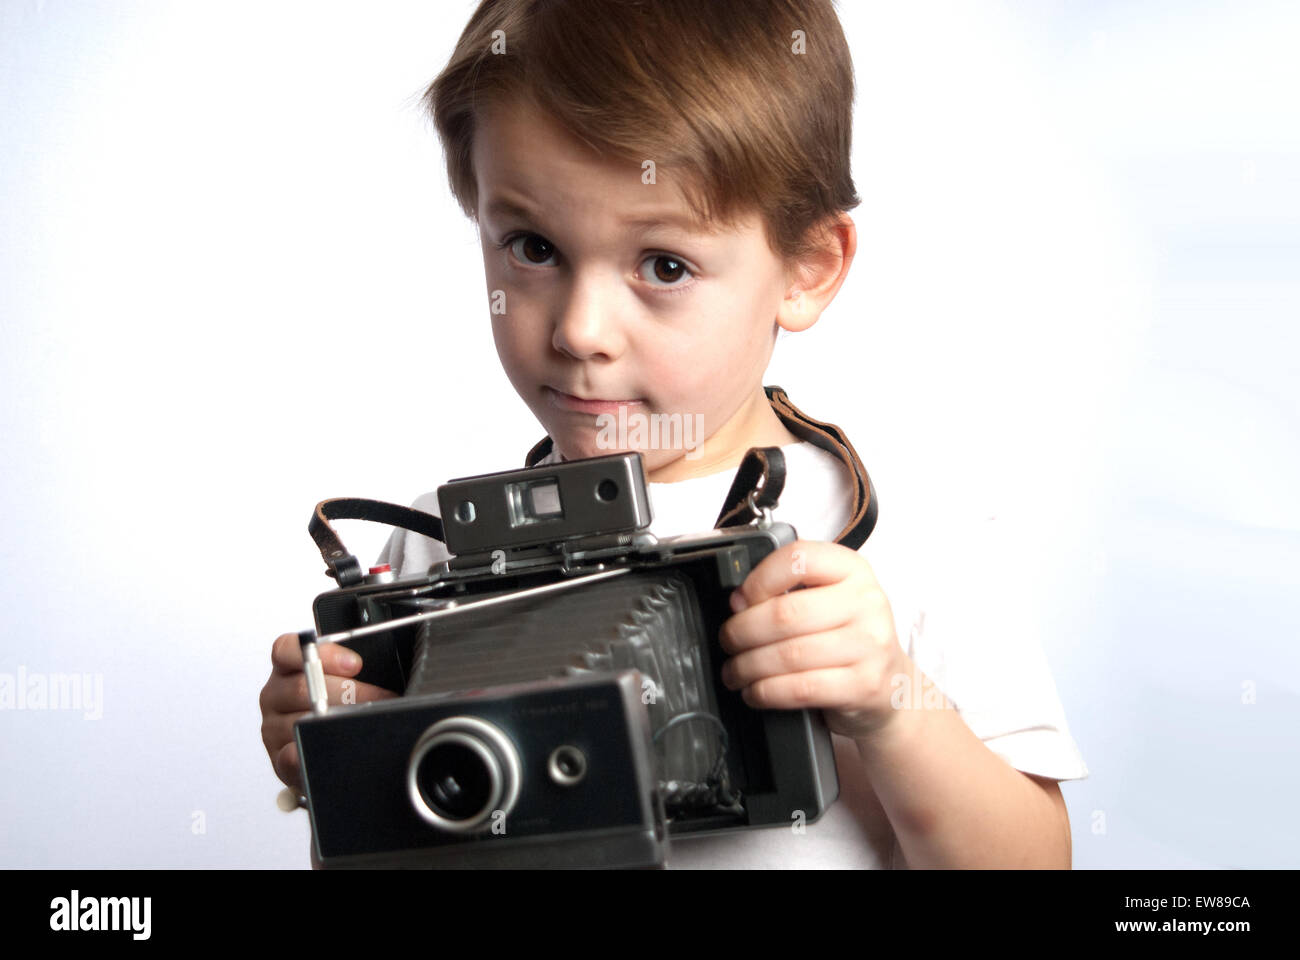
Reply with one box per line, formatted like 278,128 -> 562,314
472,95 -> 809,481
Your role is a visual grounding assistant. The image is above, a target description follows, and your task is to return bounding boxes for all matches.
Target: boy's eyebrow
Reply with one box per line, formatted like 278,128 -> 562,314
483,195 -> 705,235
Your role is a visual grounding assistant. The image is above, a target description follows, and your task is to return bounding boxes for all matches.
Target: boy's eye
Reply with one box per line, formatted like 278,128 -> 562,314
638,254 -> 693,288
506,233 -> 557,266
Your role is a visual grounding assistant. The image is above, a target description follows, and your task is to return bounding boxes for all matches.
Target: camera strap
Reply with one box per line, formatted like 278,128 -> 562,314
526,385 -> 878,550
309,498 -> 446,585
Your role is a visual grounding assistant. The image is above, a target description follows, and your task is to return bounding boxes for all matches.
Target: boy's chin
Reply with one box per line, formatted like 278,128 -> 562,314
552,436 -> 695,473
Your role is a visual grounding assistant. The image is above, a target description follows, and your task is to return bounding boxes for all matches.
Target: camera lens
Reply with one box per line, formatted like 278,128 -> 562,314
417,743 -> 493,821
407,717 -> 521,834
596,479 -> 618,502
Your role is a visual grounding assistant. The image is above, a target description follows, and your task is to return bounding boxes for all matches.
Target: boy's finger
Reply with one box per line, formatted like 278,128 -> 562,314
739,665 -> 865,712
732,540 -> 874,611
261,710 -> 309,756
720,577 -> 863,652
273,741 -> 303,793
262,673 -> 399,715
720,625 -> 862,690
271,633 -> 363,676
270,633 -> 303,674
318,643 -> 364,675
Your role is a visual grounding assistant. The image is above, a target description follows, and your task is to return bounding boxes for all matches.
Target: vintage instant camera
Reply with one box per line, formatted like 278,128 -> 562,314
294,451 -> 840,868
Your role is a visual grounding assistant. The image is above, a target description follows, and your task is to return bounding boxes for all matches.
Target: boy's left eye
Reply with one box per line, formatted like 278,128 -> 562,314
638,254 -> 693,288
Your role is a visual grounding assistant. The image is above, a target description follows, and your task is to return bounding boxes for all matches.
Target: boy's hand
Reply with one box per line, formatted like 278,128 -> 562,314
718,540 -> 912,742
258,632 -> 400,793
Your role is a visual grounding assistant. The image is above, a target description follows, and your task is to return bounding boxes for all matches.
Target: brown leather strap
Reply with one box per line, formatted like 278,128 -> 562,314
309,497 -> 446,585
763,385 -> 877,548
713,446 -> 786,529
525,434 -> 554,467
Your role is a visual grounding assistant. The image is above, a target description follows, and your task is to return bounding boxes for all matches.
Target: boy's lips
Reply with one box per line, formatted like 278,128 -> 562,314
545,386 -> 645,416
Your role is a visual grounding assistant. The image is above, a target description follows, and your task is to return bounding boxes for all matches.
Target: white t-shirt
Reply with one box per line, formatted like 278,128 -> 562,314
376,441 -> 1089,869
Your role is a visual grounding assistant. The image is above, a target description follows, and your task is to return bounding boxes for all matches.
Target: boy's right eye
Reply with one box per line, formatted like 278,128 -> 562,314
499,233 -> 558,267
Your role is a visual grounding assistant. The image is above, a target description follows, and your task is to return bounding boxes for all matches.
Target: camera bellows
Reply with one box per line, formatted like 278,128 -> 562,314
405,571 -> 729,812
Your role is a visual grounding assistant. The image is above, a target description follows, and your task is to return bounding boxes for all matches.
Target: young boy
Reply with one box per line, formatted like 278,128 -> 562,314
259,0 -> 1088,868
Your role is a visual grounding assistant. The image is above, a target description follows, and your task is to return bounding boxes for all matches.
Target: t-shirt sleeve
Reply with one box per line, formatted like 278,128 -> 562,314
373,491 -> 451,577
897,514 -> 1089,782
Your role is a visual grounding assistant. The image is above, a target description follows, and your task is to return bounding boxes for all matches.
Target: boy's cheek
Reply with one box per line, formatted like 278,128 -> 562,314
490,323 -> 546,381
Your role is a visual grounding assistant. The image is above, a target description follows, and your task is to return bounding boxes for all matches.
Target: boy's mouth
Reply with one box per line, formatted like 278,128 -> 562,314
545,386 -> 645,417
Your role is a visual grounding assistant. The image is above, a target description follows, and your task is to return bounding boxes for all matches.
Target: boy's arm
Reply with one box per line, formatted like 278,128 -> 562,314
853,691 -> 1072,869
720,538 -> 1076,868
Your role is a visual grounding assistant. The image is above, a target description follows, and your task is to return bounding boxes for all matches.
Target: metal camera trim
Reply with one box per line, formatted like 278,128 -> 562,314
407,716 -> 522,833
547,745 -> 588,787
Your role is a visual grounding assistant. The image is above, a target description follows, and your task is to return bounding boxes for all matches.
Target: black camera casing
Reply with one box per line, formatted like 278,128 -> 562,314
297,453 -> 840,868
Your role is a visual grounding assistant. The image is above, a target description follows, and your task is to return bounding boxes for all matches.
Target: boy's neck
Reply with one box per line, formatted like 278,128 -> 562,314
645,388 -> 802,484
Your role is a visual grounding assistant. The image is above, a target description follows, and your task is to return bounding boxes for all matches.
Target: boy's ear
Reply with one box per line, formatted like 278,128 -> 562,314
777,213 -> 857,334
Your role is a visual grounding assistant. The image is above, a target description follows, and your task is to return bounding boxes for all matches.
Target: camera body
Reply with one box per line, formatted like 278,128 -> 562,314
295,452 -> 839,868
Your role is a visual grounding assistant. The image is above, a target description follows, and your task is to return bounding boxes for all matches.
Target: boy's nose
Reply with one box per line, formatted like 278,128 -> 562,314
551,277 -> 626,362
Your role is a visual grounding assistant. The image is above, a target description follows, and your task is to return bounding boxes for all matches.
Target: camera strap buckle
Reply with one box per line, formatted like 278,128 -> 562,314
745,489 -> 776,529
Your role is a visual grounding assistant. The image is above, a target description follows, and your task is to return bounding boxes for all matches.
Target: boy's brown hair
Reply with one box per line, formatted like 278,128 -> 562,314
423,0 -> 859,264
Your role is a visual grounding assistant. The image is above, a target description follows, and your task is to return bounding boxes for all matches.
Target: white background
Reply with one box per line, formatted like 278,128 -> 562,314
1,0 -> 1296,868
